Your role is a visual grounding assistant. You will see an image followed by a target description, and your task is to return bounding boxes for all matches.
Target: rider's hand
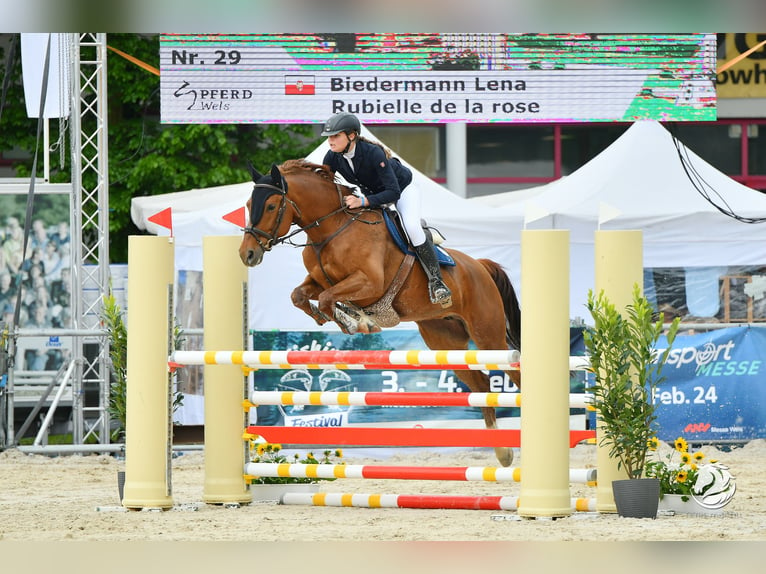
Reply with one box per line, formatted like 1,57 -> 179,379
344,195 -> 366,209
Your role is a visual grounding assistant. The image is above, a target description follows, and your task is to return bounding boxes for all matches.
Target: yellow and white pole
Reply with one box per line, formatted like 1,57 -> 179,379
202,236 -> 252,505
593,230 -> 643,513
122,236 -> 175,509
518,230 -> 572,518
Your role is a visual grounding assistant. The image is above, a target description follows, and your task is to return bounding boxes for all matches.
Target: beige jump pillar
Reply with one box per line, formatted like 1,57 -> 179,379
518,230 -> 572,518
122,236 -> 175,509
593,230 -> 643,513
202,236 -> 252,505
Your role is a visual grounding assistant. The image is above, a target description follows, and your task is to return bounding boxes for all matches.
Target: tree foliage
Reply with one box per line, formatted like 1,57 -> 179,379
0,33 -> 322,262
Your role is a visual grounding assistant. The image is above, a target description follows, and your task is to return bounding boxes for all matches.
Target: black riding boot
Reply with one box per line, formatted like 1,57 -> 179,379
414,237 -> 452,308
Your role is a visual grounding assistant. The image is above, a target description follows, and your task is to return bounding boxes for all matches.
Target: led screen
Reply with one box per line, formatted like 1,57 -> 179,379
160,33 -> 717,124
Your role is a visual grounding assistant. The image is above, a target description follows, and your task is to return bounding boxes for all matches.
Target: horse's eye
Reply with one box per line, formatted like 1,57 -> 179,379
266,204 -> 276,212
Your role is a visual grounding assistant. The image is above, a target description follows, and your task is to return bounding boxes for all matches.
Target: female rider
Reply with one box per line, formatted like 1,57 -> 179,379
320,112 -> 452,307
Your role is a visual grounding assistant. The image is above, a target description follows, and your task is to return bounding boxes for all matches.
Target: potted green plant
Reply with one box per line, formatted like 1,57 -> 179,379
583,284 -> 681,518
101,292 -> 184,443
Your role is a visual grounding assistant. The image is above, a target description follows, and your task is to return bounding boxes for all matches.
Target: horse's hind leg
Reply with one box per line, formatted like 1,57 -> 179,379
416,319 -> 514,467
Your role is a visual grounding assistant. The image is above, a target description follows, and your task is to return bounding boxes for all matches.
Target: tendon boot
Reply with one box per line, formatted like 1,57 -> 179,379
414,237 -> 452,308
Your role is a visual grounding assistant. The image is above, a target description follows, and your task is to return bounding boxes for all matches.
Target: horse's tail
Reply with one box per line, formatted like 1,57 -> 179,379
479,259 -> 521,351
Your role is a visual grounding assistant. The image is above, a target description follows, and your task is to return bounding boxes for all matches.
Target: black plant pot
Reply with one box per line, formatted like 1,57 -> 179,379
612,478 -> 660,519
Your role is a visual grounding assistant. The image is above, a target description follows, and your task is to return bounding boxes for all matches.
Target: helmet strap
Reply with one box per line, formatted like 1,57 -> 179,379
341,132 -> 355,154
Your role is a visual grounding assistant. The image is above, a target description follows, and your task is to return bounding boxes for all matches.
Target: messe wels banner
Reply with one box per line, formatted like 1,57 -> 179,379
654,326 -> 766,442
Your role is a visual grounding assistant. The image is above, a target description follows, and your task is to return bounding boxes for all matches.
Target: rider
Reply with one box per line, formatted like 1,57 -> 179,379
320,112 -> 452,308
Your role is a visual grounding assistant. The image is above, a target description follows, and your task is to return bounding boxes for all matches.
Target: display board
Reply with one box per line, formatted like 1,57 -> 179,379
248,328 -> 587,430
160,33 -> 717,124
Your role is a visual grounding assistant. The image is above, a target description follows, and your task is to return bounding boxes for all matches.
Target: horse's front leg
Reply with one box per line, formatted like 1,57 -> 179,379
316,269 -> 384,321
291,274 -> 331,325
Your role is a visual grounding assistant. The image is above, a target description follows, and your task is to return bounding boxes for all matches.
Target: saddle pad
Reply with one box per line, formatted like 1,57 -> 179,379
383,210 -> 455,266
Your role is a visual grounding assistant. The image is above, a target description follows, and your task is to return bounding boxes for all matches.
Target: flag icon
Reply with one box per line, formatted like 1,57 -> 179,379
222,206 -> 247,228
148,207 -> 173,236
285,75 -> 315,95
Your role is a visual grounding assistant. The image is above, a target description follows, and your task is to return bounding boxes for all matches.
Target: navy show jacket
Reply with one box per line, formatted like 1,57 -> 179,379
322,139 -> 413,208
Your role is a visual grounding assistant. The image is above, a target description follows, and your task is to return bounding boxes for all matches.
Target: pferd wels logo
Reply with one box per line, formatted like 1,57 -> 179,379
173,81 -> 253,111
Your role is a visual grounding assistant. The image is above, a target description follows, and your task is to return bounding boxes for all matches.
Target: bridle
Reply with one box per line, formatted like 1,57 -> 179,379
242,182 -> 298,253
243,176 -> 372,253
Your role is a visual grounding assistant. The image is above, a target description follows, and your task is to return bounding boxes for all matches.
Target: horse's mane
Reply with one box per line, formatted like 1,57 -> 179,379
279,159 -> 335,183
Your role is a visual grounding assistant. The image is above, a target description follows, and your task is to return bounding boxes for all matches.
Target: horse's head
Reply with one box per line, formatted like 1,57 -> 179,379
239,163 -> 293,267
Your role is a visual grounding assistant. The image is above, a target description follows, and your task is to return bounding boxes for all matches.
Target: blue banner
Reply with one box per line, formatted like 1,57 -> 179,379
251,329 -> 586,429
653,326 -> 766,442
253,327 -> 766,442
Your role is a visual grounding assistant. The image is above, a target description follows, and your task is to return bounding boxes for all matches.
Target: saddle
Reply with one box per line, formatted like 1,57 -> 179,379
382,208 -> 455,266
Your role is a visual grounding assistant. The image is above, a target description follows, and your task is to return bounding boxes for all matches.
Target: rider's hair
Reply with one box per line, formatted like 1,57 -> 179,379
357,135 -> 393,159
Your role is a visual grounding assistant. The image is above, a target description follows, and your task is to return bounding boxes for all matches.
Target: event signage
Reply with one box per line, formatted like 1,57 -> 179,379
160,33 -> 717,124
716,33 -> 766,99
250,327 -> 765,443
652,326 -> 766,442
249,328 -> 587,429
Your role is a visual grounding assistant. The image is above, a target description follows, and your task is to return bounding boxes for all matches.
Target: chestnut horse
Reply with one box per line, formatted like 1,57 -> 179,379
239,160 -> 521,466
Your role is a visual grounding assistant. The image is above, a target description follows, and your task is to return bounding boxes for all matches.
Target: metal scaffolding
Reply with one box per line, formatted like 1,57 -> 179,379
68,33 -> 111,444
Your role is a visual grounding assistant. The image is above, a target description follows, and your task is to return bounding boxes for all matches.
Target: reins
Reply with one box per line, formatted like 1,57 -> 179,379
243,180 -> 382,253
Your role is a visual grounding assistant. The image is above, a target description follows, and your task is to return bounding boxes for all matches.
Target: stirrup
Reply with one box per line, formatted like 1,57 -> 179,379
429,282 -> 453,308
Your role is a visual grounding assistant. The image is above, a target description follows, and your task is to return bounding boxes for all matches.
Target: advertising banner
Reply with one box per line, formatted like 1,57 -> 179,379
716,33 -> 766,99
250,328 -> 587,430
653,326 -> 766,442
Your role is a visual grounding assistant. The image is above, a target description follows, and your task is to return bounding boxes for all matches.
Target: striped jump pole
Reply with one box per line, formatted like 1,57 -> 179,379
244,462 -> 597,484
169,350 -> 591,371
248,391 -> 593,409
280,492 -> 598,512
171,349 -> 519,370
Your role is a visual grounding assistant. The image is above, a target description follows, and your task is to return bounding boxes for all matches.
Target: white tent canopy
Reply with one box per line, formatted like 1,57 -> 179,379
131,126 -> 524,331
473,120 -> 766,319
478,120 -> 766,268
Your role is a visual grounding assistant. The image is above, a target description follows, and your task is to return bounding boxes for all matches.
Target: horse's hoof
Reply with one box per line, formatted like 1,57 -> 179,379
495,447 -> 514,467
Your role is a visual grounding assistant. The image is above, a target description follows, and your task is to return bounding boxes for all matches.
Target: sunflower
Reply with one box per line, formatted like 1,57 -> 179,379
674,437 -> 689,452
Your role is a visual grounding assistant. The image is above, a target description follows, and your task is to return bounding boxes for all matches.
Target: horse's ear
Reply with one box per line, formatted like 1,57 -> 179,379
270,164 -> 283,189
247,161 -> 263,182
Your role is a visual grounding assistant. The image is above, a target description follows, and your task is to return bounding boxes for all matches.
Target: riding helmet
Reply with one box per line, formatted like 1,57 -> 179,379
321,112 -> 361,136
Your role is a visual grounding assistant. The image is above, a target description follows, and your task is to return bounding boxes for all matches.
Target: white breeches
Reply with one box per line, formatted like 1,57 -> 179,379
395,182 -> 426,247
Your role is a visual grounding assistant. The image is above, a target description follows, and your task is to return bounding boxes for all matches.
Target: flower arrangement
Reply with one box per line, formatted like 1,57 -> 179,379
645,436 -> 736,508
248,440 -> 344,485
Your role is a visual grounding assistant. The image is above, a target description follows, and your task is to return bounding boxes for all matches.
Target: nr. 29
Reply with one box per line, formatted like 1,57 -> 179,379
214,50 -> 241,65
